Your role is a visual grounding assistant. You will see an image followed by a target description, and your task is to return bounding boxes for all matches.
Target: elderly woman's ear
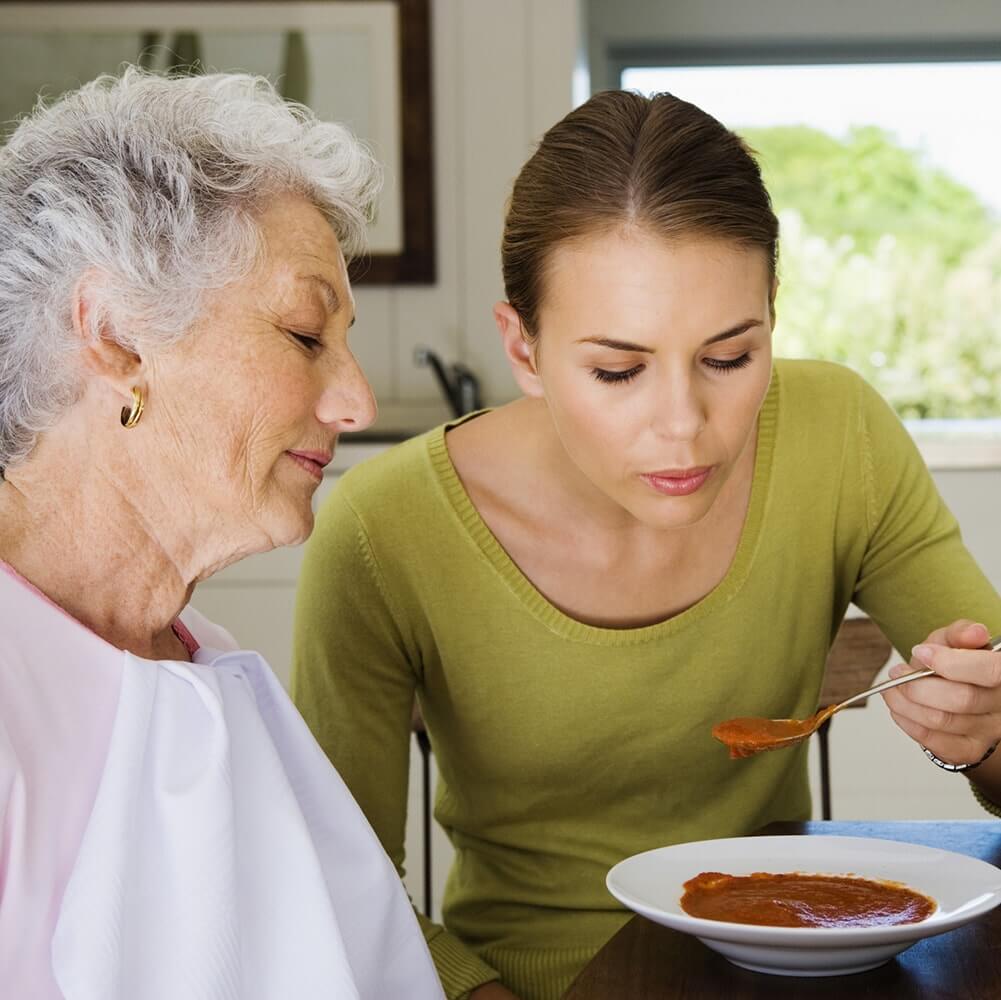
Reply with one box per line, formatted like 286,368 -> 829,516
71,271 -> 145,417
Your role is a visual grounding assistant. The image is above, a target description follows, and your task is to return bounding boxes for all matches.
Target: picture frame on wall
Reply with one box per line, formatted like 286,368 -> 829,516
0,0 -> 435,284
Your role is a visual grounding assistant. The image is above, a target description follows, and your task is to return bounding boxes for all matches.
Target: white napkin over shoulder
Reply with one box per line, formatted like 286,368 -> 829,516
52,618 -> 443,1000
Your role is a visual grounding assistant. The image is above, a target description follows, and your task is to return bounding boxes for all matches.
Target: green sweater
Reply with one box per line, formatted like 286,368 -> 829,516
291,360 -> 1001,1000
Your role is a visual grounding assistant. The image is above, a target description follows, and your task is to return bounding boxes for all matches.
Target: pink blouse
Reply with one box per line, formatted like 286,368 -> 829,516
0,561 -> 122,999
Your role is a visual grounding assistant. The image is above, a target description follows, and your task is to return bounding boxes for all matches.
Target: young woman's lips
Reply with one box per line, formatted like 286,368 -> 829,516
640,466 -> 713,497
286,450 -> 331,481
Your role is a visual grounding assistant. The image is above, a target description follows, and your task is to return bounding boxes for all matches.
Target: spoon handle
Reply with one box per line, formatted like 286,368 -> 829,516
835,666 -> 935,711
834,633 -> 1001,712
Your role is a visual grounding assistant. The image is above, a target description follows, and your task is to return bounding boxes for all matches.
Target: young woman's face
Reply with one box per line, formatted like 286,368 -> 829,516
529,229 -> 774,529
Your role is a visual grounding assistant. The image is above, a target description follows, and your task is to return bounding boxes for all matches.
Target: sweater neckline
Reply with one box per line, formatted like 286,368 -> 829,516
425,366 -> 780,646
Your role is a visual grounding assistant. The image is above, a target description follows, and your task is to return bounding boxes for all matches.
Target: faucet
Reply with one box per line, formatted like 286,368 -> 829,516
414,346 -> 483,418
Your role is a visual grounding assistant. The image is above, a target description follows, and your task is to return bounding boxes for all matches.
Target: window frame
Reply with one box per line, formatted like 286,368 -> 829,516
611,39 -> 1001,81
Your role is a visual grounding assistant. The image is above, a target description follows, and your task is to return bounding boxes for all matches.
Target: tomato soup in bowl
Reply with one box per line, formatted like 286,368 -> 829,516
681,870 -> 935,928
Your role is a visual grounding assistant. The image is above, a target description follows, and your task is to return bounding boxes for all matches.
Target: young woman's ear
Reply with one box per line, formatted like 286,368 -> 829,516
494,302 -> 543,398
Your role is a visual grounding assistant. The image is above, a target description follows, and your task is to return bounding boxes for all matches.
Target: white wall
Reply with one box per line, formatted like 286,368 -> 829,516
355,0 -> 578,432
935,467 -> 1001,593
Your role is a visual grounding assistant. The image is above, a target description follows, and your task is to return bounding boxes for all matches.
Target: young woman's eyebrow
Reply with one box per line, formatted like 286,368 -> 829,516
703,320 -> 763,346
575,320 -> 763,354
575,336 -> 654,353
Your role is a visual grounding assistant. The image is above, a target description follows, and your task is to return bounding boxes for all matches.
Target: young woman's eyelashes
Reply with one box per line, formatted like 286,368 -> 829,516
589,353 -> 753,385
590,365 -> 643,385
704,353 -> 752,373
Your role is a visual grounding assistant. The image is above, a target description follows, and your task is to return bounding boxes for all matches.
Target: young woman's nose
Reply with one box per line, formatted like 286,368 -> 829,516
651,374 -> 706,442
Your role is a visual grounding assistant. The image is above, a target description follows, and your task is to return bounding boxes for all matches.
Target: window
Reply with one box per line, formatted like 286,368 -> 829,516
622,61 -> 1001,422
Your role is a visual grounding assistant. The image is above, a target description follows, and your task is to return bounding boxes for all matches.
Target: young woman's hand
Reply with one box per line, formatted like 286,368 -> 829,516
882,619 -> 1001,768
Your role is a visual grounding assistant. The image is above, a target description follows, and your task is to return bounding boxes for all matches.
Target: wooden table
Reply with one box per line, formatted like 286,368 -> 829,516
563,821 -> 1001,999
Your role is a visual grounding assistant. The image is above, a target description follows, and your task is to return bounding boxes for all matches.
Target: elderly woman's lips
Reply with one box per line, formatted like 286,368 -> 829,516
286,451 -> 329,480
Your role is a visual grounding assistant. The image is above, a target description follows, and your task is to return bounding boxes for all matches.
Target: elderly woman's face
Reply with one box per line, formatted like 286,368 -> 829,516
149,194 -> 375,555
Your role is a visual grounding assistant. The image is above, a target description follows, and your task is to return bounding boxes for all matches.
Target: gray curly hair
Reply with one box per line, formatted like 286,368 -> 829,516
0,67 -> 381,471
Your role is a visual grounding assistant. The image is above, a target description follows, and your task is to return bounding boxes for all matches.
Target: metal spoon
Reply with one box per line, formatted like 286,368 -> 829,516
713,634 -> 1001,759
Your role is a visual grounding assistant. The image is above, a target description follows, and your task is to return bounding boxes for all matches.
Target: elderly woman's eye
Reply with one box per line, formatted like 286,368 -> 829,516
288,330 -> 321,351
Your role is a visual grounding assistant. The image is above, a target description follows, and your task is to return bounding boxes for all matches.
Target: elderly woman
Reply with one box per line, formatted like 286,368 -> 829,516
0,70 -> 443,999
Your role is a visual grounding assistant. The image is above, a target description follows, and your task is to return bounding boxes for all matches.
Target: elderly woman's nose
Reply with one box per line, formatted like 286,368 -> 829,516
316,352 -> 377,431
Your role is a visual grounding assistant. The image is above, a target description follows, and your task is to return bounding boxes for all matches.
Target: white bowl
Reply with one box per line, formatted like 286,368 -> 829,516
606,835 -> 1001,976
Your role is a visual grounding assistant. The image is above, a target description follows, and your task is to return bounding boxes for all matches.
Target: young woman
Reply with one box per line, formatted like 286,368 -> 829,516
292,91 -> 1001,1000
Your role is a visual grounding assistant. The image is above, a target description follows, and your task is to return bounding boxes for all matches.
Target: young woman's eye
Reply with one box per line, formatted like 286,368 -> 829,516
590,365 -> 643,385
704,354 -> 752,373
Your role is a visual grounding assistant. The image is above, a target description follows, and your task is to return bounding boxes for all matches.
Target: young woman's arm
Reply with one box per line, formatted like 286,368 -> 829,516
850,377 -> 1001,809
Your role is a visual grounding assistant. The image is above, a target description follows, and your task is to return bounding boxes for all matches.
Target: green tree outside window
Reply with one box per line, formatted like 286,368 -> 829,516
741,126 -> 1001,419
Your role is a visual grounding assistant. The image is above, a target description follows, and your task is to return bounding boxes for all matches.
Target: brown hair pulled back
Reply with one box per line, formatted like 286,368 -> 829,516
501,90 -> 779,338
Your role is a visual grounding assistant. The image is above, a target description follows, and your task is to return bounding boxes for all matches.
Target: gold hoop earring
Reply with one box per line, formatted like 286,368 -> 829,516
120,386 -> 145,429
